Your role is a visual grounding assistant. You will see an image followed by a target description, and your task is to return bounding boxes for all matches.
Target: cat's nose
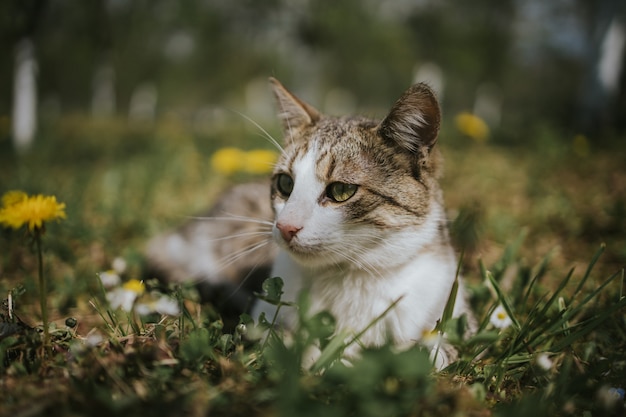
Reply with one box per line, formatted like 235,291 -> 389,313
276,222 -> 302,242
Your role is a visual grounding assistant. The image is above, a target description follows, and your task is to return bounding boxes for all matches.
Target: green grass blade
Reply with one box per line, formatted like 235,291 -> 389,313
528,269 -> 624,350
549,297 -> 626,352
438,277 -> 459,333
524,267 -> 575,335
487,271 -> 520,330
520,247 -> 557,310
572,243 -> 605,299
439,251 -> 464,331
310,329 -> 352,373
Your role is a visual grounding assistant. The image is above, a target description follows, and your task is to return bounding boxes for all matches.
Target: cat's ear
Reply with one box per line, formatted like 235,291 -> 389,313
378,83 -> 441,154
270,77 -> 320,132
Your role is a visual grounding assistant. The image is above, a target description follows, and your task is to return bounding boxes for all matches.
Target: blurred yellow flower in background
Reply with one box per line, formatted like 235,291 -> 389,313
210,147 -> 278,175
243,149 -> 278,174
210,147 -> 244,174
0,191 -> 66,231
455,112 -> 490,143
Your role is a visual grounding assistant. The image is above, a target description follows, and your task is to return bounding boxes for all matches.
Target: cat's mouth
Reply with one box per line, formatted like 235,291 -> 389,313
284,240 -> 321,256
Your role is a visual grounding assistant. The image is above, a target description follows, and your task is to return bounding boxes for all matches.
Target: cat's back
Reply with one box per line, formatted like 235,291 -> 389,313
145,181 -> 277,313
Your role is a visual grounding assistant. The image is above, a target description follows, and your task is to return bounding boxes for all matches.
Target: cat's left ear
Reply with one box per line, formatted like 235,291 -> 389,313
270,77 -> 320,132
378,83 -> 441,154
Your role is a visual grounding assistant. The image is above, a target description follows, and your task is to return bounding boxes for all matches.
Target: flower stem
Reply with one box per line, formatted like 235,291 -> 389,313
35,231 -> 51,355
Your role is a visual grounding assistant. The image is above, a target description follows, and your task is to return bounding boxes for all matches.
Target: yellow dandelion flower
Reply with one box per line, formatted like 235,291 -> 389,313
0,191 -> 66,352
2,190 -> 28,207
210,147 -> 244,175
0,192 -> 66,231
244,149 -> 278,174
455,112 -> 490,143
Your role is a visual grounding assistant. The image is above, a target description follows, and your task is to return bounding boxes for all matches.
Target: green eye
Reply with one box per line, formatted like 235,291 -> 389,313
327,182 -> 358,202
276,173 -> 294,197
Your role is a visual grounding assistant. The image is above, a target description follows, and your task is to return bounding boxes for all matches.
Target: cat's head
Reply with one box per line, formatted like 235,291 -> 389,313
269,78 -> 447,270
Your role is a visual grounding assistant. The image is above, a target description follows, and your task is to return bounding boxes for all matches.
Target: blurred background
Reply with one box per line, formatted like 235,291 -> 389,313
1,0 -> 625,148
0,0 -> 625,303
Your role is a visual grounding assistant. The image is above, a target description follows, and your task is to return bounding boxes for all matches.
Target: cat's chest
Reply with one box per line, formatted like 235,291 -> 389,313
303,252 -> 457,345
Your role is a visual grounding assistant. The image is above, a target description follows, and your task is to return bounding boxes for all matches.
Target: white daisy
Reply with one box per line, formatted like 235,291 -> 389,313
535,353 -> 553,371
111,257 -> 127,274
106,279 -> 144,312
135,295 -> 180,316
98,270 -> 121,288
490,304 -> 513,329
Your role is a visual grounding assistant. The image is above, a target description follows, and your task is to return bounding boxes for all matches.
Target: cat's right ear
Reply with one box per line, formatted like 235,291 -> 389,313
270,77 -> 320,132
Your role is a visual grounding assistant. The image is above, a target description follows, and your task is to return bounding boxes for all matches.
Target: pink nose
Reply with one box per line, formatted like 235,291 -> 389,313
276,222 -> 302,242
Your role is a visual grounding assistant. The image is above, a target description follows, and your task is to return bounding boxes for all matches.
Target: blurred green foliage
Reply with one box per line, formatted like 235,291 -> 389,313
1,0 -> 624,144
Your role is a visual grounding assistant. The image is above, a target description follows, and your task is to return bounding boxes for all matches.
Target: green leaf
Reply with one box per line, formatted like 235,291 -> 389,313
307,311 -> 336,344
179,328 -> 215,364
258,277 -> 284,305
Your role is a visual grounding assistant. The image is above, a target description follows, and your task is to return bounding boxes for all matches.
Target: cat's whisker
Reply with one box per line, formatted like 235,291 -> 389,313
187,214 -> 274,227
344,230 -> 411,253
223,256 -> 273,302
340,238 -> 390,272
206,230 -> 273,243
218,212 -> 276,227
230,109 -> 284,153
216,239 -> 272,271
349,250 -> 385,279
326,245 -> 384,280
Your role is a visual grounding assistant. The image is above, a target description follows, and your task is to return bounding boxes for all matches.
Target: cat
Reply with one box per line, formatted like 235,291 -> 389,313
146,77 -> 474,368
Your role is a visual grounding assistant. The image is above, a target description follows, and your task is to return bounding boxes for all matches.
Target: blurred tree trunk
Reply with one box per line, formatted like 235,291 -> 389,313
577,0 -> 626,136
12,38 -> 37,153
9,0 -> 45,154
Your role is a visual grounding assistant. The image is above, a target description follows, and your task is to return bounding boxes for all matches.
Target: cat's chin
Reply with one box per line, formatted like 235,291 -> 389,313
280,242 -> 336,268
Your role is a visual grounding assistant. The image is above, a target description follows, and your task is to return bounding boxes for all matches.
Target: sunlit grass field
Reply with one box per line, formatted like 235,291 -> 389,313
0,115 -> 625,416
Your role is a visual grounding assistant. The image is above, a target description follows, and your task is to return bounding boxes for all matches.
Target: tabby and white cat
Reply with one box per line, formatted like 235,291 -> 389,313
146,78 -> 474,367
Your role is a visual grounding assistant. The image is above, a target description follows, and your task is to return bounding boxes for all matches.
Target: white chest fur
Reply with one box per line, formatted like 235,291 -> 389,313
258,243 -> 463,348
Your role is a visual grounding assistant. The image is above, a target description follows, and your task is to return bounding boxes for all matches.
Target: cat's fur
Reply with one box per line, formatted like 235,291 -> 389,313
146,78 -> 474,366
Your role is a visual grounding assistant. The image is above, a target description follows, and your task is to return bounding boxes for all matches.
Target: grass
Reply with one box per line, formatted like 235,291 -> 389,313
0,114 -> 625,416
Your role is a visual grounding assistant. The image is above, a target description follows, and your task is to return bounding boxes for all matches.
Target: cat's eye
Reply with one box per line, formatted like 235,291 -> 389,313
275,173 -> 294,197
326,182 -> 358,203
